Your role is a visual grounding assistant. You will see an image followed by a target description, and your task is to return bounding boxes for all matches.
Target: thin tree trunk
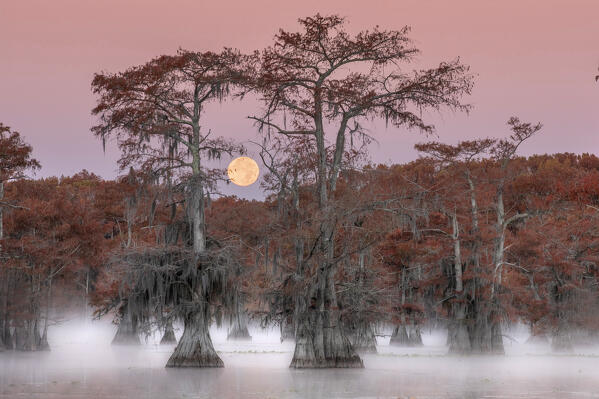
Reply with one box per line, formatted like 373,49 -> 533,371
391,269 -> 411,347
348,251 -> 377,353
84,270 -> 90,321
1,269 -> 13,350
284,182 -> 302,344
16,274 -> 43,351
39,276 -> 52,351
447,210 -> 471,353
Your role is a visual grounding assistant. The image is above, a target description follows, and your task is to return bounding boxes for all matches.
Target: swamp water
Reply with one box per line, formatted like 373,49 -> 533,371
1,320 -> 598,398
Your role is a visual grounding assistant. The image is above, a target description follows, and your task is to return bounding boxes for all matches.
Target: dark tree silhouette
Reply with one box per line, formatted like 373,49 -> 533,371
249,14 -> 473,368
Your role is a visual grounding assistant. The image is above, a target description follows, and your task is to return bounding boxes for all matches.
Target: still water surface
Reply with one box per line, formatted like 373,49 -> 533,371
1,321 -> 598,398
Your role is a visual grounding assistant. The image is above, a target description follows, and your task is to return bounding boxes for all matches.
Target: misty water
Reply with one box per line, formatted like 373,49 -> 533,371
2,320 -> 599,399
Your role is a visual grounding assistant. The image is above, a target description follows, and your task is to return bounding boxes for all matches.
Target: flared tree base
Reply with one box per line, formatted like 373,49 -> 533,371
551,333 -> 573,353
389,325 -> 410,347
111,308 -> 141,346
14,323 -> 45,351
160,324 -> 177,345
290,357 -> 364,368
166,352 -> 224,368
2,329 -> 14,350
448,319 -> 471,354
111,329 -> 141,345
468,319 -> 505,355
227,326 -> 252,341
39,332 -> 50,351
290,320 -> 364,369
526,333 -> 549,345
407,325 -> 423,347
280,321 -> 295,343
166,312 -> 223,368
348,323 -> 377,354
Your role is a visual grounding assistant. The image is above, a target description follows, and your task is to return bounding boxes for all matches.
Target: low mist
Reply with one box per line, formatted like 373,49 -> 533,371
2,318 -> 599,399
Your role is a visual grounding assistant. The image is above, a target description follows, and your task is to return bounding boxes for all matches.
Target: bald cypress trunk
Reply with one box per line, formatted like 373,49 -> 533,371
389,325 -> 410,346
112,301 -> 140,345
39,326 -> 50,351
348,322 -> 377,354
526,331 -> 549,345
0,181 -> 3,253
167,120 -> 223,367
469,308 -> 504,354
551,317 -> 573,353
280,317 -> 295,342
551,329 -> 573,353
227,311 -> 252,341
446,209 -> 472,354
0,181 -> 5,351
281,185 -> 302,345
407,322 -> 423,347
289,197 -> 362,369
14,325 -> 28,350
39,277 -> 52,351
166,306 -> 223,368
448,303 -> 471,353
290,262 -> 363,368
2,323 -> 13,350
291,312 -> 362,368
15,319 -> 43,351
160,321 -> 177,345
15,275 -> 45,351
391,269 -> 410,347
490,317 -> 505,354
347,251 -> 377,354
286,91 -> 364,368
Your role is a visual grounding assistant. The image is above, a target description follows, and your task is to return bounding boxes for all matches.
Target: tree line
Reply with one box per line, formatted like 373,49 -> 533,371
1,14 -> 598,369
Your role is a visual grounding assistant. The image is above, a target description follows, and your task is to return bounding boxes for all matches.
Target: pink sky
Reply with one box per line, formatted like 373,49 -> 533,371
1,0 -> 598,198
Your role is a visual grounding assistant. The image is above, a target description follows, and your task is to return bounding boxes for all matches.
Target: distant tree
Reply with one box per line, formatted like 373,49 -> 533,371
3,176 -> 107,351
0,123 -> 39,350
412,118 -> 541,354
414,139 -> 494,353
0,123 -> 40,250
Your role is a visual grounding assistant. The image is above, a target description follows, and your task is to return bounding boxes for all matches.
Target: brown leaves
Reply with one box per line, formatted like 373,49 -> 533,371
491,117 -> 543,166
91,49 -> 247,195
91,49 -> 248,142
0,123 -> 40,181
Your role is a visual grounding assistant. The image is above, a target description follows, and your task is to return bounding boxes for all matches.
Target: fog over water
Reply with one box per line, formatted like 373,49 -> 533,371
1,319 -> 599,398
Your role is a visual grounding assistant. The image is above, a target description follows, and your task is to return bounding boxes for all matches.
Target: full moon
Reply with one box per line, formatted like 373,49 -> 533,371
227,156 -> 260,187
